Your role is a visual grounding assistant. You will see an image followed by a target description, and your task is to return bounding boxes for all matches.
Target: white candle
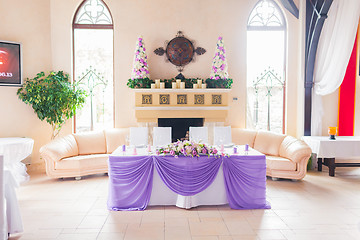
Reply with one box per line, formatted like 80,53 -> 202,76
193,84 -> 198,89
172,82 -> 177,89
176,79 -> 181,88
197,79 -> 202,86
151,83 -> 156,89
180,82 -> 185,89
202,83 -> 207,89
155,79 -> 160,88
160,82 -> 165,89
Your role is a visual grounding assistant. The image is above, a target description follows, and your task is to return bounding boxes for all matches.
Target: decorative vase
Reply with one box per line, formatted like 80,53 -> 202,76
328,127 -> 337,140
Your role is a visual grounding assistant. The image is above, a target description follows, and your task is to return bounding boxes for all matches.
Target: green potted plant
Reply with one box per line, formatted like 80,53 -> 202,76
17,71 -> 86,139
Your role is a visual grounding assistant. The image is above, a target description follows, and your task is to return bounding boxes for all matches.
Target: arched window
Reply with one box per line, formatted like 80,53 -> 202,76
73,0 -> 113,132
246,0 -> 286,134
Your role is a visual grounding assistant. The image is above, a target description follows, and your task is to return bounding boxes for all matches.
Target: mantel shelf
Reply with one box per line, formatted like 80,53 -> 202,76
133,88 -> 231,93
134,106 -> 230,111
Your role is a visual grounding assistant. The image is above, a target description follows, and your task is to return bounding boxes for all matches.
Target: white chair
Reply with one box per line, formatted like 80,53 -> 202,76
153,127 -> 172,147
129,127 -> 148,146
0,155 -> 5,240
189,127 -> 209,144
213,126 -> 232,146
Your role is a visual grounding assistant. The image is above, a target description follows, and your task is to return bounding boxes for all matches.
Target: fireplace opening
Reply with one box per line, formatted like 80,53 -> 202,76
158,118 -> 204,142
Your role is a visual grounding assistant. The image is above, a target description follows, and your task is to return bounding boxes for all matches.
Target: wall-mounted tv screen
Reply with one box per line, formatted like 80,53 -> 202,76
0,40 -> 22,86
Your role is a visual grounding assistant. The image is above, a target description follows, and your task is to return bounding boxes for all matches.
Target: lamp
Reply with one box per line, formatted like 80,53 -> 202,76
328,127 -> 337,140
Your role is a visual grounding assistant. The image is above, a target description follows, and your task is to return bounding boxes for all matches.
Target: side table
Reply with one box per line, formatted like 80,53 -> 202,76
302,136 -> 360,176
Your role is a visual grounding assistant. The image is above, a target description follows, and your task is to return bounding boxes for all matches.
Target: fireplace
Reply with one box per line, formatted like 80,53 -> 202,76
158,118 -> 204,142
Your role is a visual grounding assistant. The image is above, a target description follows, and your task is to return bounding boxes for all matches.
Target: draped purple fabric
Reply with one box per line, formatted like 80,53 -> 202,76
223,155 -> 271,209
107,155 -> 154,211
153,155 -> 222,196
107,154 -> 270,211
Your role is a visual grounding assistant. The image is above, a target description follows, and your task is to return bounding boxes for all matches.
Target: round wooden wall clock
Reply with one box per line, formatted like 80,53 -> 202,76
154,31 -> 206,78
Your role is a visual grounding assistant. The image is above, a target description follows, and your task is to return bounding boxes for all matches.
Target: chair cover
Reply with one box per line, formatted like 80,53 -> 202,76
213,126 -> 232,145
153,127 -> 172,146
189,127 -> 209,144
129,127 -> 148,146
0,155 -> 5,240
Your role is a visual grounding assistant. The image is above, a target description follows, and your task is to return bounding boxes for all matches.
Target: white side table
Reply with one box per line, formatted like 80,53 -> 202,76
302,136 -> 360,176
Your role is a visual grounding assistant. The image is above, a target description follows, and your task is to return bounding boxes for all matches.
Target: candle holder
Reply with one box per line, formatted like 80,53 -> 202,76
328,127 -> 337,140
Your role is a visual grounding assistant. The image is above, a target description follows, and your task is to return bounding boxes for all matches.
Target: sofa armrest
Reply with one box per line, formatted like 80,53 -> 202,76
279,136 -> 312,164
40,135 -> 78,162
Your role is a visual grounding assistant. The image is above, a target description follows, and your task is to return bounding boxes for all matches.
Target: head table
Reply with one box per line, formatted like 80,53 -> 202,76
107,146 -> 271,211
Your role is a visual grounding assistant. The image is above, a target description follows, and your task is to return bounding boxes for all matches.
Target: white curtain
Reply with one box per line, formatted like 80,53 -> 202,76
311,0 -> 360,136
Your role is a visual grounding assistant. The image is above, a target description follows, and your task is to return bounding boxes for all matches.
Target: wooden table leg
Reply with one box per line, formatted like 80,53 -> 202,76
328,158 -> 335,177
317,158 -> 322,171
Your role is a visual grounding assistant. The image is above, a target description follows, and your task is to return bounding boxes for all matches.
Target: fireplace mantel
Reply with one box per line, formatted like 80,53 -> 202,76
134,89 -> 230,123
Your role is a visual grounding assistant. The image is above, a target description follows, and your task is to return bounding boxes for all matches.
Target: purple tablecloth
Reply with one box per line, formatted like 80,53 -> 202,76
107,154 -> 270,211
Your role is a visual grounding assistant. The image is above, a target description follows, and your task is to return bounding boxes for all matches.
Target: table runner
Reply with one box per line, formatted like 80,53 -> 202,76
108,155 -> 270,211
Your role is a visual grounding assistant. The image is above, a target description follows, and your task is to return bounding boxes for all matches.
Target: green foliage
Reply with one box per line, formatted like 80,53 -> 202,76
307,156 -> 312,171
17,71 -> 87,139
127,77 -> 233,89
205,78 -> 233,89
127,78 -> 152,88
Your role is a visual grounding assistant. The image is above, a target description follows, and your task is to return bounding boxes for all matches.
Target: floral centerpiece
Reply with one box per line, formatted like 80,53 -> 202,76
156,140 -> 220,158
206,36 -> 233,89
127,36 -> 151,88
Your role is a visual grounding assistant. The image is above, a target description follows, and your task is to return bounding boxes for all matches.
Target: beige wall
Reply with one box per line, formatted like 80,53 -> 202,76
1,0 -> 322,168
0,0 -> 53,166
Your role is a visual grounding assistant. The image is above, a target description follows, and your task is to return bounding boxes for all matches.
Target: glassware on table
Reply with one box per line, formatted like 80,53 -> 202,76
328,127 -> 337,140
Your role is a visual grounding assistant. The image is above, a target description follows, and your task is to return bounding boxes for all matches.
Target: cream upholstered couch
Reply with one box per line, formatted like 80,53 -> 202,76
232,129 -> 312,180
39,128 -> 128,179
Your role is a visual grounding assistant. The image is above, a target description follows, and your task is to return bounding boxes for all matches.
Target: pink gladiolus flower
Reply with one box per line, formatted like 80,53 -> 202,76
202,148 -> 207,154
192,149 -> 197,156
213,149 -> 218,154
156,150 -> 160,155
170,150 -> 175,156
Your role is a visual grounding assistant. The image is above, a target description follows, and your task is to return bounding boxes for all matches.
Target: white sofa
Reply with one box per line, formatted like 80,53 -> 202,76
232,129 -> 312,180
39,128 -> 128,179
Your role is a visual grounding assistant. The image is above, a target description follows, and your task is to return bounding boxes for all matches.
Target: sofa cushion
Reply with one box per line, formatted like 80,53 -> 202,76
253,131 -> 286,156
40,135 -> 78,162
104,128 -> 129,153
279,136 -> 312,163
55,154 -> 108,170
73,131 -> 106,155
266,156 -> 297,171
231,128 -> 257,148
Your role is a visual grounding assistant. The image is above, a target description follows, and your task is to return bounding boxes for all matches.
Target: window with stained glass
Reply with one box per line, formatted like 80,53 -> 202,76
246,0 -> 286,133
73,0 -> 113,132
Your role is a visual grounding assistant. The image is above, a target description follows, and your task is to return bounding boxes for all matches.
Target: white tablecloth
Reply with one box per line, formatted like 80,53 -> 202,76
4,169 -> 23,235
302,136 -> 360,158
0,138 -> 34,185
1,154 -> 24,238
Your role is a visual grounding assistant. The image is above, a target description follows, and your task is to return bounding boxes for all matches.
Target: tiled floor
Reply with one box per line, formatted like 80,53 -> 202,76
9,167 -> 360,240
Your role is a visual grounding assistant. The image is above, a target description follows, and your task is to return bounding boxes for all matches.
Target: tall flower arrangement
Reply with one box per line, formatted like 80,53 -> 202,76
128,36 -> 150,88
209,36 -> 229,80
